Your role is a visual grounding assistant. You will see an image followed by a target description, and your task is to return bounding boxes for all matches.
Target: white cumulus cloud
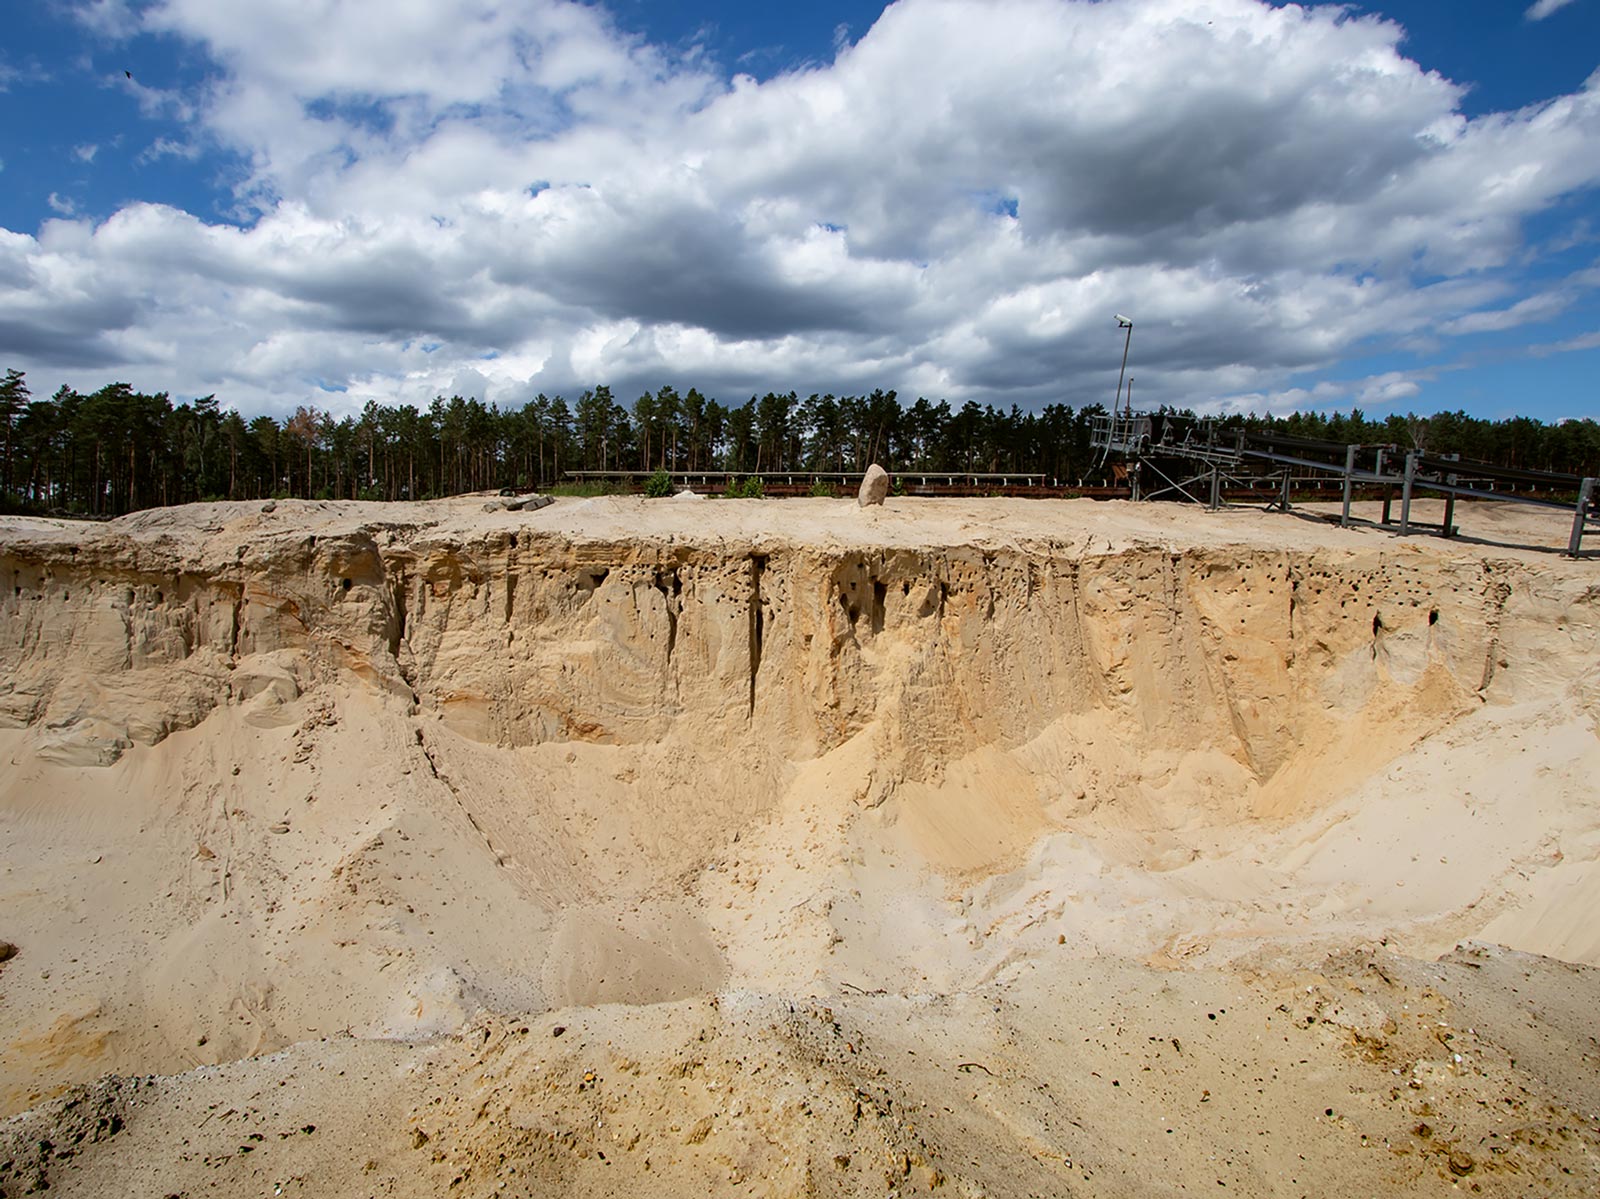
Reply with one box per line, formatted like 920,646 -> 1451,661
1,0 -> 1596,419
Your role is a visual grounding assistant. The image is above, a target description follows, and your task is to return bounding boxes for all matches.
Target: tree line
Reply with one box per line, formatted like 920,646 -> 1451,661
0,367 -> 1595,517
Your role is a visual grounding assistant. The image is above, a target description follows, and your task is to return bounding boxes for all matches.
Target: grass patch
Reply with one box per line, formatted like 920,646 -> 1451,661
547,481 -> 633,497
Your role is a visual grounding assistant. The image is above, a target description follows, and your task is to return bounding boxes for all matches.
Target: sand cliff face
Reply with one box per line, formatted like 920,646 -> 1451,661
5,501 -> 1585,788
2,497 -> 1598,1197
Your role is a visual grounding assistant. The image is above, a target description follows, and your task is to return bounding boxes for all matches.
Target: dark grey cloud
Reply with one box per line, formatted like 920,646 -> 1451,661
522,202 -> 903,338
0,316 -> 135,370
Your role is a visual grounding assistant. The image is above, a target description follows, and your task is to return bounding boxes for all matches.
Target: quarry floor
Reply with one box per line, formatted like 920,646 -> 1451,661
1,494 -> 1598,1197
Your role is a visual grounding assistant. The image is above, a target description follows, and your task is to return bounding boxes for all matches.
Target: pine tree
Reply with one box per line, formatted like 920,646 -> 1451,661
0,368 -> 30,501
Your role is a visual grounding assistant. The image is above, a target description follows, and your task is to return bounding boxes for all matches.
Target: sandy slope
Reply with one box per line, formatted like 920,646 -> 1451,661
1,494 -> 1597,1196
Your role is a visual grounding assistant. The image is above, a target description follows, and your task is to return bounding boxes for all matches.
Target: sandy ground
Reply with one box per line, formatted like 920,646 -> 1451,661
1,493 -> 1597,1197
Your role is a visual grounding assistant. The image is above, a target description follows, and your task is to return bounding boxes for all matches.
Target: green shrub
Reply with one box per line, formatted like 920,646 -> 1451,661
644,468 -> 674,498
722,476 -> 764,498
808,479 -> 837,498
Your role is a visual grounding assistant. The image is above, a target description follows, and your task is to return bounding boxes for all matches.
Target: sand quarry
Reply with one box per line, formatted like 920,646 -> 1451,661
1,494 -> 1597,1197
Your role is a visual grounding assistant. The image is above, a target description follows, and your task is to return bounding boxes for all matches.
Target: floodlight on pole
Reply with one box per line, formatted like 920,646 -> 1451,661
1113,315 -> 1134,417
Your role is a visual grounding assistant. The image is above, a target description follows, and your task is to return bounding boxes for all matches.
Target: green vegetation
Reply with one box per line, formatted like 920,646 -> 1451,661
643,468 -> 674,498
808,479 -> 838,498
723,476 -> 765,499
545,480 -> 630,497
0,366 -> 1595,518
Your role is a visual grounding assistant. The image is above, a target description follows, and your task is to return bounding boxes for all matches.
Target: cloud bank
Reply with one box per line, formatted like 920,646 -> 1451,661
3,0 -> 1600,417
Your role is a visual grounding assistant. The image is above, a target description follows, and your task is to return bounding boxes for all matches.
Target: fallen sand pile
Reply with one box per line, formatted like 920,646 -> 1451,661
1,495 -> 1597,1196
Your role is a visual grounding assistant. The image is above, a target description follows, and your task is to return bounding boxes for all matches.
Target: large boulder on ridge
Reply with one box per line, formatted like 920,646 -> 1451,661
858,464 -> 890,507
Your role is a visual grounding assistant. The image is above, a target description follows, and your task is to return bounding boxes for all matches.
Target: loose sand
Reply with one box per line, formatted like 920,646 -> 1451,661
1,495 -> 1597,1196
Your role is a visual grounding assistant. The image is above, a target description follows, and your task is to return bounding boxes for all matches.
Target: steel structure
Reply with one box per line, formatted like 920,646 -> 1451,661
1089,411 -> 1598,557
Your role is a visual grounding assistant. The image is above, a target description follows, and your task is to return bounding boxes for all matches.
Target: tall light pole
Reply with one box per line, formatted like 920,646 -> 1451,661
1113,314 -> 1134,417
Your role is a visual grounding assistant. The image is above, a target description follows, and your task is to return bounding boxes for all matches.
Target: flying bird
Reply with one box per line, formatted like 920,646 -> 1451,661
125,70 -> 133,80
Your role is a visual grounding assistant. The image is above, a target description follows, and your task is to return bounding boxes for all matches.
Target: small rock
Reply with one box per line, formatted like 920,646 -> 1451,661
261,500 -> 277,513
552,1025 -> 566,1037
0,940 -> 17,963
857,463 -> 890,507
270,821 -> 290,834
411,1128 -> 429,1149
1448,1151 -> 1474,1177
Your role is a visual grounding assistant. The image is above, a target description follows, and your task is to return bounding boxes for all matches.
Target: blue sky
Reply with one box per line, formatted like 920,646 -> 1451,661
1,0 -> 1598,422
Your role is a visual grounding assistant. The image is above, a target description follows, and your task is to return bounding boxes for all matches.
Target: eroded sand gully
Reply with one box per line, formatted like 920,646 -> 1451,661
1,496 -> 1597,1197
